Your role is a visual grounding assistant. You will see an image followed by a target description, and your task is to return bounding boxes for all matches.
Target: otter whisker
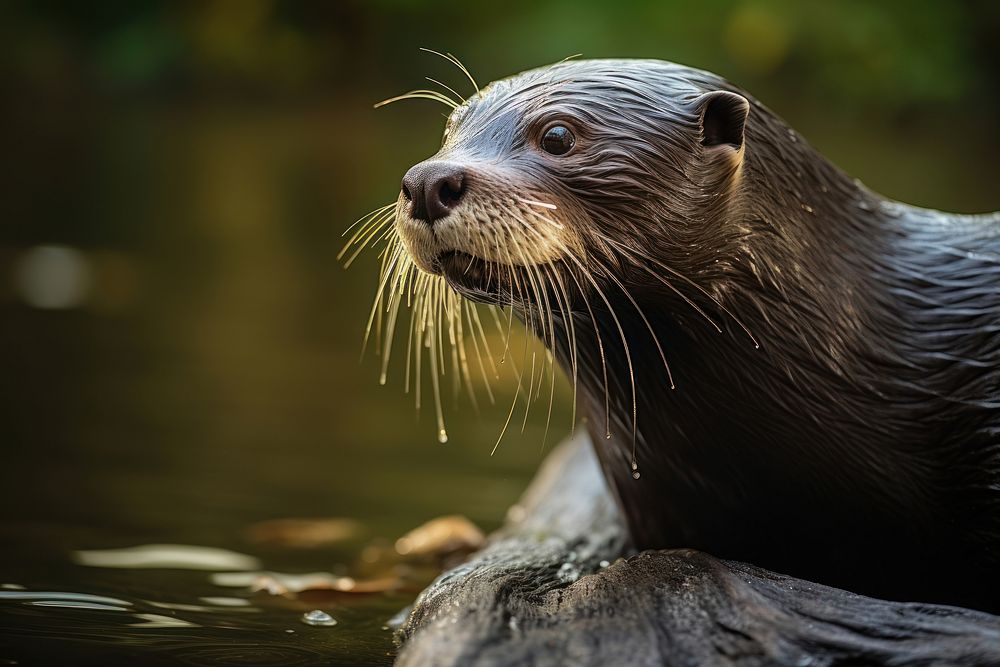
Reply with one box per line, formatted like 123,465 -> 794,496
502,221 -> 561,446
376,242 -> 413,368
444,286 -> 477,411
491,278 -> 530,455
517,208 -> 564,231
502,218 -> 550,343
378,246 -> 411,381
545,257 -> 580,429
515,196 -> 562,221
591,260 -> 674,467
468,301 -> 499,380
371,238 -> 394,355
412,273 -> 429,410
503,207 -> 581,434
466,237 -> 500,388
374,90 -> 458,110
522,348 -> 537,434
501,208 -> 612,438
514,324 -> 534,430
501,221 -> 606,436
425,77 -> 467,106
501,270 -> 517,363
529,262 -> 559,422
603,237 -> 723,334
464,301 -> 496,404
486,304 -> 512,364
524,261 -> 557,405
340,202 -> 396,243
426,280 -> 447,443
538,263 -> 563,449
520,262 -> 551,416
341,214 -> 397,268
490,224 -> 533,456
578,266 -> 639,452
362,242 -> 406,358
516,198 -> 557,210
602,268 -> 675,390
338,205 -> 395,263
404,267 -> 417,394
544,232 -> 637,445
435,279 -> 447,384
491,346 -> 523,457
419,48 -> 480,95
565,265 -> 612,438
607,237 -> 760,349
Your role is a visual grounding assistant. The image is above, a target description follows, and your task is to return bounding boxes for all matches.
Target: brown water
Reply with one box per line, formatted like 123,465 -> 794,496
0,102 -> 562,665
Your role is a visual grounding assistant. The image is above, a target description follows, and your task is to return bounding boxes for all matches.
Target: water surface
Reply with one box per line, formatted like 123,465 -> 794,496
0,103 -> 559,665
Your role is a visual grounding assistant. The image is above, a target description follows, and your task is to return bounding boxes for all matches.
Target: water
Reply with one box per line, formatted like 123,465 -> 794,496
301,610 -> 338,627
0,263 -> 553,665
2,582 -> 401,664
0,103 -> 562,665
0,265 -> 551,664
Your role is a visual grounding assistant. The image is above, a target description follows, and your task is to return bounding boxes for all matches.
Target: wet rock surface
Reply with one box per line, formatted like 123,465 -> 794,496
396,433 -> 1000,666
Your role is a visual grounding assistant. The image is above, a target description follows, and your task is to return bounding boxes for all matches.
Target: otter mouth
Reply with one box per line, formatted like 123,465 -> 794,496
435,250 -> 576,312
436,250 -> 504,300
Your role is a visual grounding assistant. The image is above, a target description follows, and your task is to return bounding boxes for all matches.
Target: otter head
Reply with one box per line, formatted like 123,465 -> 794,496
349,59 -> 761,443
392,59 -> 752,311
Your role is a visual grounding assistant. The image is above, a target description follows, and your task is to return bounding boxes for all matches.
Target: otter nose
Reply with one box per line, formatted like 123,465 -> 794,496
401,162 -> 466,225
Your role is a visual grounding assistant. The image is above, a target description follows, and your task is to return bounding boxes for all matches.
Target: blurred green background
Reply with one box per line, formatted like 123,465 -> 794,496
1,1 -> 998,664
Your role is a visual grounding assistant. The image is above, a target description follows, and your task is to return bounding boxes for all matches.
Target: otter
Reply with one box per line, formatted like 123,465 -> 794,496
357,59 -> 1000,612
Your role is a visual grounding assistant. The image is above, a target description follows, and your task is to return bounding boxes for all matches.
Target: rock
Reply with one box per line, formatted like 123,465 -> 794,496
395,433 -> 1000,666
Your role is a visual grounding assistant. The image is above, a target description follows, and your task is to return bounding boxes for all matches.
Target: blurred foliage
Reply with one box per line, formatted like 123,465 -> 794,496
3,1 -> 997,105
2,0 -> 998,251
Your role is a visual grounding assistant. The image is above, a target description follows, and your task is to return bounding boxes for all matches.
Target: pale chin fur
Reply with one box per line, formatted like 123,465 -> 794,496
394,198 -> 573,276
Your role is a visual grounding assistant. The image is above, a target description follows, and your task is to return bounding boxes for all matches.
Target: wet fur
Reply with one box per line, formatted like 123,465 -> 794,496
391,60 -> 1000,611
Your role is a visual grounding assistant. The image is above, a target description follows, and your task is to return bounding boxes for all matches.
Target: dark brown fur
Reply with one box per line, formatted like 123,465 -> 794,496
394,60 -> 1000,612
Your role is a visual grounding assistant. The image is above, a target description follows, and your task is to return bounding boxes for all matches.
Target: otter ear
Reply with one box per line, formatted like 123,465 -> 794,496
695,91 -> 750,149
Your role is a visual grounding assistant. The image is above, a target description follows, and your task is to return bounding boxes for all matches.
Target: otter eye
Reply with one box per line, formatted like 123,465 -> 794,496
540,125 -> 575,155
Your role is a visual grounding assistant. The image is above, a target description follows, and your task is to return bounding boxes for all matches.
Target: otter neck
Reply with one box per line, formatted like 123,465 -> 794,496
535,142 -> 944,553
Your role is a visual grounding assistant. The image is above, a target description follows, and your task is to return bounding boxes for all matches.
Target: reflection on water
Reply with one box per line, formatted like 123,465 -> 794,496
0,101 -> 553,665
74,544 -> 262,570
0,536 -> 443,665
1,590 -> 133,612
1,582 -> 403,665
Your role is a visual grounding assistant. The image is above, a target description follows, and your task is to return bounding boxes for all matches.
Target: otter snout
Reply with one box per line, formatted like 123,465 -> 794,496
401,161 -> 467,225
